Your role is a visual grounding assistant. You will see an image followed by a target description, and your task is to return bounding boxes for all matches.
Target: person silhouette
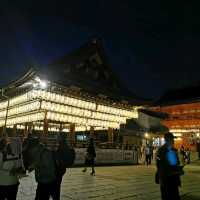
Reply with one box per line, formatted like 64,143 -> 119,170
156,133 -> 184,200
82,138 -> 96,175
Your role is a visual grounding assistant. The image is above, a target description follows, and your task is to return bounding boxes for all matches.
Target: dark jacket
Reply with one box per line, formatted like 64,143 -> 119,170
197,142 -> 200,152
54,143 -> 75,177
85,144 -> 96,166
156,144 -> 183,186
87,144 -> 96,158
35,148 -> 56,184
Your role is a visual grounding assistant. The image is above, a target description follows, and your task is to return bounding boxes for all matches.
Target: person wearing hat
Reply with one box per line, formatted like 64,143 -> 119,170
156,133 -> 184,200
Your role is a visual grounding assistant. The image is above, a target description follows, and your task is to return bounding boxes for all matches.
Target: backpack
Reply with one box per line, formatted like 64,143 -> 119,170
54,145 -> 76,175
36,148 -> 57,184
62,147 -> 76,167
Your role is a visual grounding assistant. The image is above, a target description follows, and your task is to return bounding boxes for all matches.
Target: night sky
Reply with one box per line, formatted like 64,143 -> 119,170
0,1 -> 198,99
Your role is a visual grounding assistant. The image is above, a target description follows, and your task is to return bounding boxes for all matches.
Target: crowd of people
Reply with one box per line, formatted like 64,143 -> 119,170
138,142 -> 195,167
0,134 -> 76,200
0,134 -> 98,200
1,132 -> 200,200
138,144 -> 158,166
137,137 -> 196,199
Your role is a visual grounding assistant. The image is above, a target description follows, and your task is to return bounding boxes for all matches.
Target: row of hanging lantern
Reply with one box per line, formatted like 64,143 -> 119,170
0,112 -> 45,127
97,104 -> 137,118
0,110 -> 6,118
0,99 -> 126,125
0,88 -> 138,129
7,124 -> 107,133
0,106 -> 121,129
0,91 -> 33,110
46,111 -> 120,129
33,90 -> 137,118
170,128 -> 200,133
0,89 -> 138,118
31,90 -> 97,110
0,101 -> 8,110
8,101 -> 41,117
41,101 -> 126,123
0,101 -> 40,118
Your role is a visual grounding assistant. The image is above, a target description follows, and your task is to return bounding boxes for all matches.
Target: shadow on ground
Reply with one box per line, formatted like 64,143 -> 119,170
181,194 -> 200,200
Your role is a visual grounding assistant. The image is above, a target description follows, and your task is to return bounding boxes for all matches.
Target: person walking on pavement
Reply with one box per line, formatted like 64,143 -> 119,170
82,138 -> 96,175
156,133 -> 184,200
180,145 -> 186,165
196,140 -> 200,160
185,148 -> 191,164
145,144 -> 152,166
139,145 -> 145,164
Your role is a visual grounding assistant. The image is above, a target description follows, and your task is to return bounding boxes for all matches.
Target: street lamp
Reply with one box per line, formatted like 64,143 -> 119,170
145,133 -> 149,138
39,80 -> 47,89
33,77 -> 48,89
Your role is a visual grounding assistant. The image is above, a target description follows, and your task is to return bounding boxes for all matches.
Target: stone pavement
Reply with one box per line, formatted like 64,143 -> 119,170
17,162 -> 200,200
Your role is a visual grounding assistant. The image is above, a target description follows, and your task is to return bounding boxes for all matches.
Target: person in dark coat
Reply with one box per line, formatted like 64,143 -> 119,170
145,144 -> 152,166
156,133 -> 184,200
82,138 -> 96,175
22,137 -> 57,200
185,148 -> 191,164
52,134 -> 70,200
197,140 -> 200,160
180,145 -> 186,165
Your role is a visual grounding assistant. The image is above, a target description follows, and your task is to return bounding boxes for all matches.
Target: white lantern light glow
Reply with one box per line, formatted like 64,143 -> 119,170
0,88 -> 138,130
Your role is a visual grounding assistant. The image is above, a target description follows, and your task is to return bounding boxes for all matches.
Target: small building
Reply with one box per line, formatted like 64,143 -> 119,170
120,109 -> 168,149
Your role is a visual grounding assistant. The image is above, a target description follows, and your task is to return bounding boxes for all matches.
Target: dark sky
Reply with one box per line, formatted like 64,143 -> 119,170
0,1 -> 198,99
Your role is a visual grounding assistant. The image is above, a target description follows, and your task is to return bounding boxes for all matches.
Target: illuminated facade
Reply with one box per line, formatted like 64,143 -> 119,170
0,39 -> 143,144
151,86 -> 200,150
0,83 -> 137,131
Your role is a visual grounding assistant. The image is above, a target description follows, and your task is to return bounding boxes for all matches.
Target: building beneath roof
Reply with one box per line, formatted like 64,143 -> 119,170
150,85 -> 200,150
0,39 -> 146,149
120,109 -> 169,149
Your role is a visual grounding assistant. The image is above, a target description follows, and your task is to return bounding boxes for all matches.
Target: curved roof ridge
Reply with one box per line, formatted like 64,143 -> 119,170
0,67 -> 36,89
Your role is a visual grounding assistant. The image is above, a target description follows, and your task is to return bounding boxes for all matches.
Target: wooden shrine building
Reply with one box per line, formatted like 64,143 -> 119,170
151,85 -> 200,150
0,39 -> 143,146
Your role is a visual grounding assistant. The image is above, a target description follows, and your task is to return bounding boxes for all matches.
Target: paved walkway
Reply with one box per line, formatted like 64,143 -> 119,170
17,162 -> 200,200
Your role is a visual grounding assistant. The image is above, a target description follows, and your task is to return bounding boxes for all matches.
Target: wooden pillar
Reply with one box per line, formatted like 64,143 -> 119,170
108,128 -> 114,144
116,130 -> 120,144
28,122 -> 33,135
43,111 -> 48,135
69,123 -> 75,145
0,127 -> 3,137
90,126 -> 94,138
59,123 -> 63,132
24,123 -> 28,138
12,124 -> 17,137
